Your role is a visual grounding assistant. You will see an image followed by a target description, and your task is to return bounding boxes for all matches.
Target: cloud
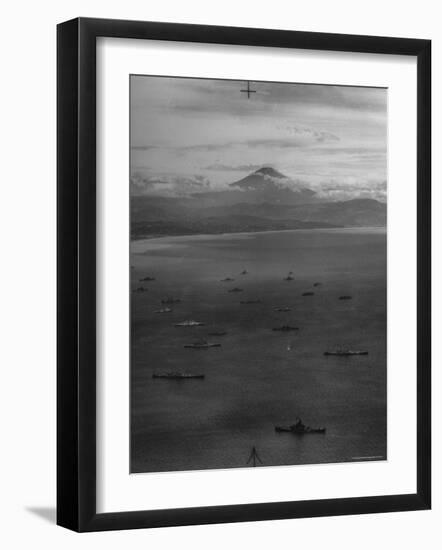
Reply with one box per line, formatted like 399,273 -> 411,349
132,128 -> 340,155
241,134 -> 338,149
131,167 -> 387,202
205,163 -> 264,172
139,77 -> 387,118
311,180 -> 387,202
130,76 -> 387,193
308,146 -> 385,156
131,145 -> 158,151
276,125 -> 340,143
261,174 -> 311,191
271,84 -> 387,113
131,173 -> 210,196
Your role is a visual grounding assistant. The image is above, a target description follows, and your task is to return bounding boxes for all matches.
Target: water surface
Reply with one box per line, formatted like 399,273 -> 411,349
130,228 -> 387,473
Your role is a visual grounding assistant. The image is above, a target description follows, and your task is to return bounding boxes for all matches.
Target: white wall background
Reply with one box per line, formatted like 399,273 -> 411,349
0,0 -> 439,548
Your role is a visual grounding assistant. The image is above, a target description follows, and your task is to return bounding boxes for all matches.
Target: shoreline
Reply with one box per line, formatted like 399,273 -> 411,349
131,225 -> 387,252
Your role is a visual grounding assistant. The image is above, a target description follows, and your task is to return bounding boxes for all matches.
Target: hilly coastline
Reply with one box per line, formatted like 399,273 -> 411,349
131,167 -> 386,239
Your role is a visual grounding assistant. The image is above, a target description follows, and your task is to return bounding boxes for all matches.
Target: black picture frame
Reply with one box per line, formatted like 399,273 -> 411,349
57,17 -> 431,532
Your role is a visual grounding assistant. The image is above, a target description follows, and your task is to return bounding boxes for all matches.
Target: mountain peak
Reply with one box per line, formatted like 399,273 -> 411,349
230,167 -> 290,191
229,168 -> 316,204
254,167 -> 286,178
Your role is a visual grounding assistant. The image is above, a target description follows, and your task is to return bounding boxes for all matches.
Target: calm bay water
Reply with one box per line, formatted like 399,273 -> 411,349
130,228 -> 386,473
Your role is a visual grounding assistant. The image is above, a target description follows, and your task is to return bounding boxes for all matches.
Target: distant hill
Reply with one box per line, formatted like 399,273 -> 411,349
130,168 -> 386,239
198,198 -> 386,227
291,198 -> 387,227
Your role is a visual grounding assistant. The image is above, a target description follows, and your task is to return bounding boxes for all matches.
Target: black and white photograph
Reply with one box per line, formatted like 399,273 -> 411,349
130,75 -> 387,474
0,0 -> 434,543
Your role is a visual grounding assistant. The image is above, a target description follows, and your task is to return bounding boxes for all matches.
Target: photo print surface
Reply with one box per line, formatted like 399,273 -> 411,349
130,75 -> 387,474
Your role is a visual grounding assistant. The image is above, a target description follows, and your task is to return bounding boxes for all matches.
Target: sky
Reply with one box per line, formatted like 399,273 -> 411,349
130,75 -> 387,201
